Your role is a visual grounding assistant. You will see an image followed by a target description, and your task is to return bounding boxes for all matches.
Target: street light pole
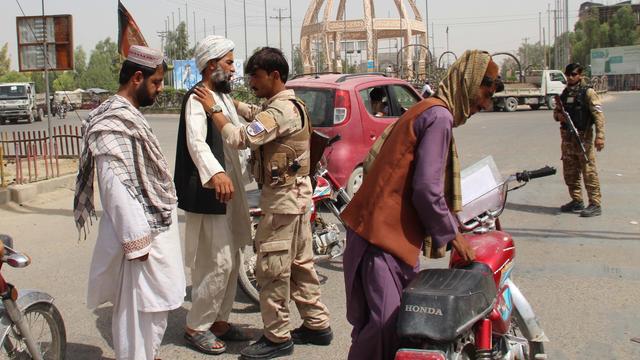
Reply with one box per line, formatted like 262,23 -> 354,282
224,0 -> 228,37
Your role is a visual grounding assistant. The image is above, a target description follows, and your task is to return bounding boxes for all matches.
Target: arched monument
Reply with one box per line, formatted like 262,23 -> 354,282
300,0 -> 428,79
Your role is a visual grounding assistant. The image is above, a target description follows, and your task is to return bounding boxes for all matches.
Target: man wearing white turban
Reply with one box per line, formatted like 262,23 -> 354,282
174,35 -> 252,355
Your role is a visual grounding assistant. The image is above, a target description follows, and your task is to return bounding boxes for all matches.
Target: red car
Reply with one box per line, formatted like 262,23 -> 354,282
287,73 -> 423,196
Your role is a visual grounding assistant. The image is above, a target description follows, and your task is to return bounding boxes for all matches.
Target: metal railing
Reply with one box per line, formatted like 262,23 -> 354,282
0,125 -> 82,186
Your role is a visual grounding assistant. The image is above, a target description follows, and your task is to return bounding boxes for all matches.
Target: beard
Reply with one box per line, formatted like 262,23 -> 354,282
135,80 -> 156,107
211,67 -> 232,94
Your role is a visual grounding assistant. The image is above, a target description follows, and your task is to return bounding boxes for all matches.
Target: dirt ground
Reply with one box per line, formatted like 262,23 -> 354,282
0,157 -> 78,186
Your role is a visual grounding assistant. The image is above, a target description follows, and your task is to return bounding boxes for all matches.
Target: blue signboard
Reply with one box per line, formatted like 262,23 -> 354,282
173,59 -> 198,90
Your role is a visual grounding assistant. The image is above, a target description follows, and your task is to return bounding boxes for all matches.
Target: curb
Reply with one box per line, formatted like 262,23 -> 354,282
0,173 -> 76,205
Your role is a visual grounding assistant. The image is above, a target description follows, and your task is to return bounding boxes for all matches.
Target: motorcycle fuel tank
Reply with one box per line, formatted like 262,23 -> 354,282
450,230 -> 515,287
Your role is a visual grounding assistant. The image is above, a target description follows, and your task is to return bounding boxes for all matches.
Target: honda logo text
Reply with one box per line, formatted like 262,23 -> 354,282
404,305 -> 443,316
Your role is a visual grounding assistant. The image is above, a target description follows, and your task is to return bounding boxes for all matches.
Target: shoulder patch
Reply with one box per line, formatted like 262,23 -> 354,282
255,111 -> 278,130
247,121 -> 267,136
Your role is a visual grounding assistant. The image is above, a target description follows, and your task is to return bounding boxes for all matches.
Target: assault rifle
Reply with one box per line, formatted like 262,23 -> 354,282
554,95 -> 590,163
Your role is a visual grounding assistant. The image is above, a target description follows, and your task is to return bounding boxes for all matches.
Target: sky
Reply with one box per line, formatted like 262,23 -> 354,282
0,0 -> 612,71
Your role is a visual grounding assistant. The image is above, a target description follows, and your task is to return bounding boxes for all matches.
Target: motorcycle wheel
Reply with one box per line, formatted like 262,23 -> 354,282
512,308 -> 545,360
238,244 -> 260,305
0,302 -> 67,360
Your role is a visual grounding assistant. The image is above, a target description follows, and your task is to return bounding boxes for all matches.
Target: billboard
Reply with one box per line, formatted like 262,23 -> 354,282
173,59 -> 198,90
173,58 -> 245,90
17,15 -> 73,71
591,45 -> 640,76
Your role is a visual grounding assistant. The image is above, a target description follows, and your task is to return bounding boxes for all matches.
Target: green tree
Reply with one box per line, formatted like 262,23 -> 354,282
609,5 -> 639,46
0,71 -> 30,83
0,43 -> 10,77
292,45 -> 303,75
80,38 -> 120,91
165,22 -> 193,60
74,46 -> 87,82
52,71 -> 76,91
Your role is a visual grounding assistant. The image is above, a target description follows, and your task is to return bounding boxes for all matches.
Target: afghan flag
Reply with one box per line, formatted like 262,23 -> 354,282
118,0 -> 148,57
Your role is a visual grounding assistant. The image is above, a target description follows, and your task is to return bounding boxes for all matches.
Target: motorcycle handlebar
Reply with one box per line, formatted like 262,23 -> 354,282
515,166 -> 556,182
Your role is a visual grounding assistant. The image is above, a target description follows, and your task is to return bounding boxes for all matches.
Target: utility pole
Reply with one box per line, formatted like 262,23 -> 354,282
243,0 -> 248,60
539,12 -> 542,45
185,1 -> 189,45
224,0 -> 228,37
425,0 -> 430,76
289,0 -> 294,71
264,0 -> 269,46
193,11 -> 196,43
172,12 -> 175,31
271,8 -> 290,50
564,0 -> 569,64
203,18 -> 206,38
523,37 -> 529,68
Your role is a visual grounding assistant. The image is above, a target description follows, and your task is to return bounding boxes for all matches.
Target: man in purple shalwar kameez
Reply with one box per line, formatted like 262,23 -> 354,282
341,50 -> 503,360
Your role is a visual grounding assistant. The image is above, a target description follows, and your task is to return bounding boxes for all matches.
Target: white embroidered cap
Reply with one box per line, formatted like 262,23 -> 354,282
195,35 -> 235,72
127,45 -> 164,69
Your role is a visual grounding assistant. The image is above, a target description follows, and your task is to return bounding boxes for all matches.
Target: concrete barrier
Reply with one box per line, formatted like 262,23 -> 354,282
2,173 -> 76,205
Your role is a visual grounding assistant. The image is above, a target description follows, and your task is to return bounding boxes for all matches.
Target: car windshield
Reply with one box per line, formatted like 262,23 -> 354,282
291,87 -> 335,127
0,85 -> 27,99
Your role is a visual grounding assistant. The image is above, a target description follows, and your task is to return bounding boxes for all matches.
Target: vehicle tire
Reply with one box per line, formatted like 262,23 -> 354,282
529,104 -> 540,110
546,95 -> 556,110
504,97 -> 519,112
512,308 -> 546,360
1,302 -> 67,359
346,166 -> 363,197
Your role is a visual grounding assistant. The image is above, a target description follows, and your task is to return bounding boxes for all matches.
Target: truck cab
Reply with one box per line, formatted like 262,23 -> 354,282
0,82 -> 42,124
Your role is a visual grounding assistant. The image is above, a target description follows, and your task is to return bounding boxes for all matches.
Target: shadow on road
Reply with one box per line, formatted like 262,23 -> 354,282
505,202 -> 559,215
66,342 -> 104,359
507,227 -> 640,241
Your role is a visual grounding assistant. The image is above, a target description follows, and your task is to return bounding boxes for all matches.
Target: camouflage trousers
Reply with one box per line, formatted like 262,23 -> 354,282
560,128 -> 601,206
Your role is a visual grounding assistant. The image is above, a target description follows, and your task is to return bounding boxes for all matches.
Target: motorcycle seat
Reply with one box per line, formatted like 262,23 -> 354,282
397,267 -> 497,342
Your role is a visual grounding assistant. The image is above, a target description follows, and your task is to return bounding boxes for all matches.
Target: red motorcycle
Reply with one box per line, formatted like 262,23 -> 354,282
238,135 -> 351,304
395,164 -> 554,360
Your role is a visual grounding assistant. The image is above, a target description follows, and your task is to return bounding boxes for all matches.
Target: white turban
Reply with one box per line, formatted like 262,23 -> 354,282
195,35 -> 235,72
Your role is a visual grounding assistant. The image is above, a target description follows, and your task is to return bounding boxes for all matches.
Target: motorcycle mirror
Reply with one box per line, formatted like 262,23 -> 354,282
0,234 -> 13,249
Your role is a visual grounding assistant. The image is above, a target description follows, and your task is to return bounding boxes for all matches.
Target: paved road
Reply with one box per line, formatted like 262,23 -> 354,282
0,93 -> 639,359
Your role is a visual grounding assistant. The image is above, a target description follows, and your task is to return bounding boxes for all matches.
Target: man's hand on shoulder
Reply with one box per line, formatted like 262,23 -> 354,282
193,86 -> 215,112
207,172 -> 234,203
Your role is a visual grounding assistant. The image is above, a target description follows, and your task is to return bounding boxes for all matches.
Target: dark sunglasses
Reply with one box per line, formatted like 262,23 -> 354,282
566,72 -> 580,77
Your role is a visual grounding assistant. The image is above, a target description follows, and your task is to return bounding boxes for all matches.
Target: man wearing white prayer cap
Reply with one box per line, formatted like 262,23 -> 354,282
77,45 -> 186,359
174,35 -> 252,355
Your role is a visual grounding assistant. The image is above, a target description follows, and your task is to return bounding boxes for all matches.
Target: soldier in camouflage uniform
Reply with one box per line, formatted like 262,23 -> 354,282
193,47 -> 332,360
554,63 -> 606,217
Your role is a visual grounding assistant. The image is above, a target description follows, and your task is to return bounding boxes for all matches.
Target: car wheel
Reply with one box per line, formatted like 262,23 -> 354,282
505,97 -> 518,112
546,95 -> 556,110
346,166 -> 363,197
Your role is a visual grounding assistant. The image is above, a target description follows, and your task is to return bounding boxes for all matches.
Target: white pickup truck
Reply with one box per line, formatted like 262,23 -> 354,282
0,82 -> 43,124
493,70 -> 567,112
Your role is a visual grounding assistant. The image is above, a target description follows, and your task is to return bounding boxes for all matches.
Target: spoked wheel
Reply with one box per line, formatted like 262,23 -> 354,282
238,214 -> 261,305
511,309 -> 545,360
1,302 -> 66,360
238,244 -> 260,305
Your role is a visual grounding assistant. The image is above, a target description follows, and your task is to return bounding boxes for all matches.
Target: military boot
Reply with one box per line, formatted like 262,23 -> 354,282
560,199 -> 584,213
291,325 -> 333,346
240,336 -> 293,359
580,204 -> 601,217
